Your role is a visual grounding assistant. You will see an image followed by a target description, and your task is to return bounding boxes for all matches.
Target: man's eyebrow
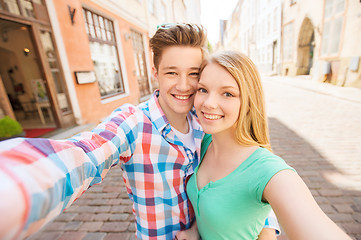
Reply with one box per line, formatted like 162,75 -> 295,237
161,66 -> 200,71
190,67 -> 200,71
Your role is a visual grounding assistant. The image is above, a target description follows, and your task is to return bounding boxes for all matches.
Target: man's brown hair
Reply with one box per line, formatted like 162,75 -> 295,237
149,23 -> 207,70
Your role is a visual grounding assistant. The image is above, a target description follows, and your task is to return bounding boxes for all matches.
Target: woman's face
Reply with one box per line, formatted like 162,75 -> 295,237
195,63 -> 241,135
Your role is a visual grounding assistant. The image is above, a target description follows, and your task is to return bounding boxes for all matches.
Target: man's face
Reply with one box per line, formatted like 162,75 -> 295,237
154,46 -> 203,121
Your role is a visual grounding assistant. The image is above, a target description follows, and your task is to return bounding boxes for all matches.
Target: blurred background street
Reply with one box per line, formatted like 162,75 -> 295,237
26,76 -> 361,240
1,0 -> 360,239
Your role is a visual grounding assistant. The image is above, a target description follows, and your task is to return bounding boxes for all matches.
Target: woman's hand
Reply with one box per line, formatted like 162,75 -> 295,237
257,228 -> 277,240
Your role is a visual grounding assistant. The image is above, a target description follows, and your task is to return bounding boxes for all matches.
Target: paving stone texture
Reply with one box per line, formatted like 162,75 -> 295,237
26,76 -> 361,240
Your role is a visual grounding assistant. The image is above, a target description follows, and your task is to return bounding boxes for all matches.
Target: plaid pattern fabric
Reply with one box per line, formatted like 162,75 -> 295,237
0,91 -> 279,239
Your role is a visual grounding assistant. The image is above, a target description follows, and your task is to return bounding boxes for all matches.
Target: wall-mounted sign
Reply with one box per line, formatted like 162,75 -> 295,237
75,71 -> 96,84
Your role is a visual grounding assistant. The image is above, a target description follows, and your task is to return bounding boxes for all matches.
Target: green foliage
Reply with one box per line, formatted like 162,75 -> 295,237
207,41 -> 213,53
0,116 -> 23,138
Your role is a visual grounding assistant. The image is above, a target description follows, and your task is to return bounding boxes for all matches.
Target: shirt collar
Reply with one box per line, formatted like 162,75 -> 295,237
147,90 -> 170,134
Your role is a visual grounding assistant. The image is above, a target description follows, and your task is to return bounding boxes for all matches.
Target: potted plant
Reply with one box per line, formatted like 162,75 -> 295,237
0,116 -> 25,141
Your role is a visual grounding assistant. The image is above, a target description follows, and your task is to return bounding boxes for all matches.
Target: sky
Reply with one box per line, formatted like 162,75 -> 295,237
200,0 -> 239,46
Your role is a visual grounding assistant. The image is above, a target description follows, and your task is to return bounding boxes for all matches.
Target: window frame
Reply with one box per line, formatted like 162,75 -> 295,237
82,8 -> 125,99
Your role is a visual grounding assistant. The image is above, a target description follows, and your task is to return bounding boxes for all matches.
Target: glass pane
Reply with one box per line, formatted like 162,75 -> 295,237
93,15 -> 101,39
322,22 -> 330,55
99,17 -> 107,41
335,0 -> 344,14
324,0 -> 333,18
330,17 -> 343,53
82,10 -> 90,35
87,11 -> 96,38
20,0 -> 35,18
90,42 -> 124,97
4,0 -> 21,15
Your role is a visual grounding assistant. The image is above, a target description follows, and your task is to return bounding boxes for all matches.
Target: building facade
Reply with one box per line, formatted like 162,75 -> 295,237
282,0 -> 361,88
0,0 -> 200,131
219,0 -> 282,75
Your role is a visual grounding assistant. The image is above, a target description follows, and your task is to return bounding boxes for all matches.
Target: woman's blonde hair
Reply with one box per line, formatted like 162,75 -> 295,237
201,51 -> 272,151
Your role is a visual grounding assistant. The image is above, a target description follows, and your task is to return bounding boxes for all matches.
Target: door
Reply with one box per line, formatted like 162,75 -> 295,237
0,18 -> 55,129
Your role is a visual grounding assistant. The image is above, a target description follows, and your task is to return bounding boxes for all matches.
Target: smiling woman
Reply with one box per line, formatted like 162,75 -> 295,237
186,50 -> 351,240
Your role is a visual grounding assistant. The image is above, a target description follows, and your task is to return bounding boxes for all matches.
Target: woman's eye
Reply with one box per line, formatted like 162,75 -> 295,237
224,92 -> 234,97
198,88 -> 207,93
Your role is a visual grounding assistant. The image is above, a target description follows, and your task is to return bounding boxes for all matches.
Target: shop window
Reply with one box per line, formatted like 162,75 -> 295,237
321,0 -> 344,56
82,9 -> 124,98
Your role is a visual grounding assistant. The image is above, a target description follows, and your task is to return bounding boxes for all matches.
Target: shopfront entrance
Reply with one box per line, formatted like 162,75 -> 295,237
0,18 -> 56,131
0,1 -> 75,136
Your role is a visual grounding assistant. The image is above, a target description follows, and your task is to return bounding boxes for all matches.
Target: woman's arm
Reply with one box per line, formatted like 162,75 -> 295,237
257,228 -> 277,240
263,170 -> 351,240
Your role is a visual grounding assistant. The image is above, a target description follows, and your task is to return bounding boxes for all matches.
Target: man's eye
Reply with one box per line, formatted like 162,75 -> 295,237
190,72 -> 199,76
224,92 -> 234,97
166,72 -> 177,75
198,88 -> 207,93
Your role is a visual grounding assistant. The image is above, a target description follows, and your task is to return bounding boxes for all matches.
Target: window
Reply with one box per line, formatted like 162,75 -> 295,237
321,0 -> 344,56
1,0 -> 43,17
148,0 -> 155,16
160,2 -> 166,23
283,22 -> 294,62
273,8 -> 278,32
83,9 -> 124,98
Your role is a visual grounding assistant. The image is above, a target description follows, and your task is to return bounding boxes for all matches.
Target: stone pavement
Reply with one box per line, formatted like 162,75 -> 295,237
27,76 -> 360,240
263,76 -> 361,240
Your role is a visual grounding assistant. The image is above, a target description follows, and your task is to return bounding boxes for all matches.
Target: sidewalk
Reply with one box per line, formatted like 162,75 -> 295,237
262,75 -> 361,105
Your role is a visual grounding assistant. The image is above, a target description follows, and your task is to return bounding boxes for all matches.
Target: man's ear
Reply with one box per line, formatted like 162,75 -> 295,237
152,66 -> 158,81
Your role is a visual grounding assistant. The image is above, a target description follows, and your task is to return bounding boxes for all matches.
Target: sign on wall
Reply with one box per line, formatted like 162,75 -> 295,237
75,71 -> 96,84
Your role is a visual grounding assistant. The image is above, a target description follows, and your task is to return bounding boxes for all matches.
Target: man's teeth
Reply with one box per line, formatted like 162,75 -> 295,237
174,95 -> 190,100
203,113 -> 222,120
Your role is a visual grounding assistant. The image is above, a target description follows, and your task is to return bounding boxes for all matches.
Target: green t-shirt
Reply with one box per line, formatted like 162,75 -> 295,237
186,134 -> 295,240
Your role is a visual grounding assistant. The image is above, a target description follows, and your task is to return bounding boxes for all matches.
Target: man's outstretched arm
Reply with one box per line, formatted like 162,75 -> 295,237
0,106 -> 137,239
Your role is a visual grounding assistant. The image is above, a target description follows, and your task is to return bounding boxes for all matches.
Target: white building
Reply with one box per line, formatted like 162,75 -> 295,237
220,0 -> 282,75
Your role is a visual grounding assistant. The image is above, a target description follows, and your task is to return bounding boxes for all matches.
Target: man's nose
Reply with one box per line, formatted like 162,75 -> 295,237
176,74 -> 191,91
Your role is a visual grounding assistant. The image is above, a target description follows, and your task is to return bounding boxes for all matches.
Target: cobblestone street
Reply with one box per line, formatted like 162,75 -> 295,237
27,76 -> 361,240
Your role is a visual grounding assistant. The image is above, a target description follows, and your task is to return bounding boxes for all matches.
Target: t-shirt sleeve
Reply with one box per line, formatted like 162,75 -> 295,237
248,150 -> 296,204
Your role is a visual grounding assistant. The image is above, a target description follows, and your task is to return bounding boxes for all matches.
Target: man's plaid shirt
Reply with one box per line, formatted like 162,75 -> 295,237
0,91 -> 278,239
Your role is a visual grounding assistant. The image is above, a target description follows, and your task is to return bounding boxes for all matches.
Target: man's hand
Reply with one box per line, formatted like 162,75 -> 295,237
174,221 -> 200,240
